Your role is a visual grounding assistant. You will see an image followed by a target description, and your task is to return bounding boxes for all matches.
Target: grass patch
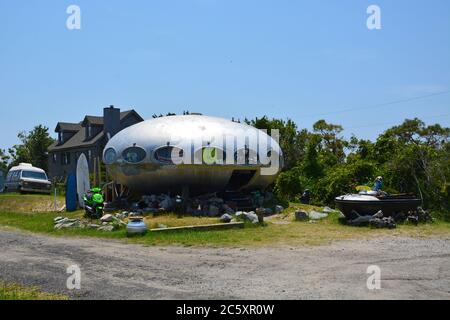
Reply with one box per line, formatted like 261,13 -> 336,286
1,208 -> 450,248
0,281 -> 68,300
1,194 -> 449,247
0,193 -> 65,213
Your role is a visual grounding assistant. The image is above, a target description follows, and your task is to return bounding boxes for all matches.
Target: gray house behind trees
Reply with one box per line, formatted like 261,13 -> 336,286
48,106 -> 144,179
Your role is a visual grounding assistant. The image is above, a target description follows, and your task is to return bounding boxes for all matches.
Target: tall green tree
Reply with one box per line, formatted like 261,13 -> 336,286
262,115 -> 450,214
246,116 -> 307,170
373,118 -> 450,211
8,125 -> 54,172
312,119 -> 347,167
0,149 -> 9,173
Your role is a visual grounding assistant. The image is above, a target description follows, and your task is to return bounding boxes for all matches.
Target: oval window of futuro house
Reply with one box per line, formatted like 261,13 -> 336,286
194,147 -> 225,165
104,148 -> 117,164
122,147 -> 147,164
154,146 -> 184,165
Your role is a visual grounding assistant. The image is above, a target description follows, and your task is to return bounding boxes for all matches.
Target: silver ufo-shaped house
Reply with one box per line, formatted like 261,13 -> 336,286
103,115 -> 283,195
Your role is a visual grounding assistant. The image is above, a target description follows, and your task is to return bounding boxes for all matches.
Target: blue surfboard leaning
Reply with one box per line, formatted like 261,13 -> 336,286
66,173 -> 78,212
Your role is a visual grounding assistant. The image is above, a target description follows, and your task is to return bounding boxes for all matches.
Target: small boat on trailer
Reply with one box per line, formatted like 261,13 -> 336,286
335,192 -> 422,219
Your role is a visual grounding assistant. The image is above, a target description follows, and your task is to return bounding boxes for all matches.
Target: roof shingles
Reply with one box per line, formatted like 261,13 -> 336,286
49,110 -> 140,152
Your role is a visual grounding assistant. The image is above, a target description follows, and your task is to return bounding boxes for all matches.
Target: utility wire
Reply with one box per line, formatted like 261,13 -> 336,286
302,90 -> 450,118
343,113 -> 450,131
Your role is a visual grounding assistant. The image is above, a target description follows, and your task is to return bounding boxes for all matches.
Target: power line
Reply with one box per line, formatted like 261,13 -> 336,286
343,113 -> 450,131
302,90 -> 450,118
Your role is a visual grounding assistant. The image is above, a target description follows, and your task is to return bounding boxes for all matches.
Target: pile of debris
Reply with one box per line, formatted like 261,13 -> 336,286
393,207 -> 433,225
124,192 -> 280,218
53,213 -> 127,232
134,194 -> 175,214
220,206 -> 282,224
345,210 -> 396,229
235,211 -> 260,224
219,210 -> 261,224
187,195 -> 230,217
294,206 -> 335,222
114,192 -> 283,217
126,193 -> 224,216
344,207 -> 432,229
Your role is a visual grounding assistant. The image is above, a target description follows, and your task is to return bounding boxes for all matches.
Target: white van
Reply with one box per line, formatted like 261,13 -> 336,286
4,163 -> 52,194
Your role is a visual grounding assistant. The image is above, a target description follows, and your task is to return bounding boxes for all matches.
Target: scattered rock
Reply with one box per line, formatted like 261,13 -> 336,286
112,217 -> 127,226
308,211 -> 328,220
295,210 -> 308,221
53,215 -> 126,231
54,223 -> 65,230
245,211 -> 259,224
235,211 -> 245,219
234,211 -> 258,223
322,206 -> 334,213
220,214 -> 233,223
407,215 -> 419,225
392,212 -> 406,222
345,207 -> 431,228
275,205 -> 284,213
100,214 -> 114,223
115,212 -> 128,220
370,216 -> 396,229
417,207 -> 433,222
348,210 -> 383,226
55,217 -> 69,224
54,218 -> 81,230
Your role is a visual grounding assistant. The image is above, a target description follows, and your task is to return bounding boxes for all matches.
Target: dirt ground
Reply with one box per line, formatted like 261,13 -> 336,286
0,229 -> 449,300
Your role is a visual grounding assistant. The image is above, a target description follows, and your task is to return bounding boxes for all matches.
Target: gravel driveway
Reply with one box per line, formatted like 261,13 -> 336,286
0,229 -> 449,300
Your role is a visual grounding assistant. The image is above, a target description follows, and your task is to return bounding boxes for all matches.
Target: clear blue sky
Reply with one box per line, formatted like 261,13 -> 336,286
1,0 -> 449,151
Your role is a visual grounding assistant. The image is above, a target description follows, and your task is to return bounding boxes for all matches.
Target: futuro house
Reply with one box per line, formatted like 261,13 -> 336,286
103,115 -> 283,195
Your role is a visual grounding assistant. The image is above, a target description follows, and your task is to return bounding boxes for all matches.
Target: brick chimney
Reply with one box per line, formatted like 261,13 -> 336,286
103,105 -> 121,140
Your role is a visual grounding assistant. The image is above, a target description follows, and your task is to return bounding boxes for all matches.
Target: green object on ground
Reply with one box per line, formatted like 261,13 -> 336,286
83,187 -> 104,219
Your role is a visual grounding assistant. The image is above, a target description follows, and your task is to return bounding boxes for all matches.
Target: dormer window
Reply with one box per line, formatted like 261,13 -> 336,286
59,132 -> 64,144
88,125 -> 92,138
